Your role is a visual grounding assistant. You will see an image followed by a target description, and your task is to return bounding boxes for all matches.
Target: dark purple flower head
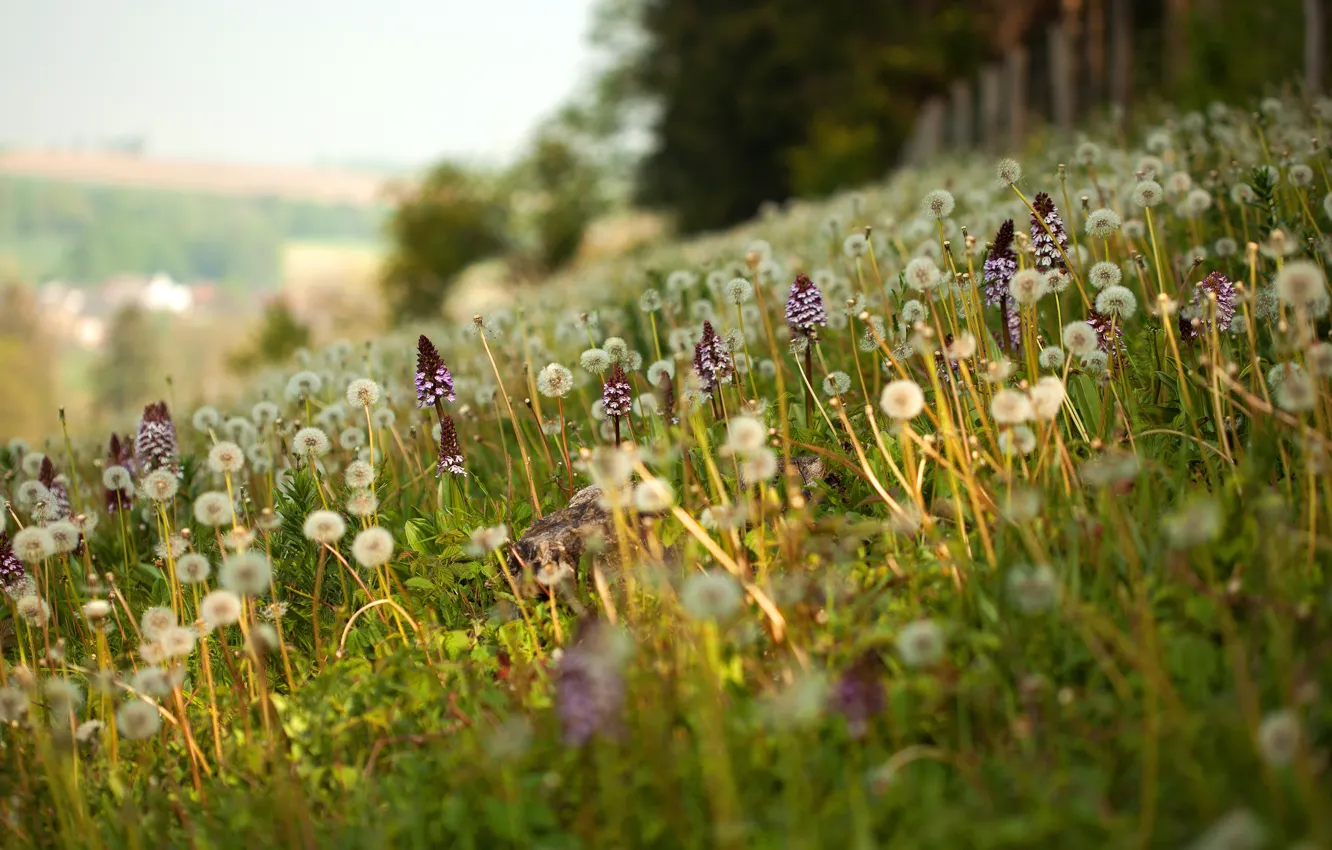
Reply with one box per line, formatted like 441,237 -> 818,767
601,364 -> 632,418
983,221 -> 1018,303
38,457 -> 71,521
135,401 -> 178,473
435,414 -> 467,478
1030,193 -> 1069,272
415,334 -> 455,408
1179,271 -> 1237,342
984,221 -> 1022,351
106,434 -> 134,514
555,619 -> 627,746
692,320 -> 734,393
785,274 -> 827,335
1086,309 -> 1126,356
830,652 -> 886,739
0,532 -> 25,592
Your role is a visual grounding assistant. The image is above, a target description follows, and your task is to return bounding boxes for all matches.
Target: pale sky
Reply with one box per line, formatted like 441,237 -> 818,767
0,0 -> 599,169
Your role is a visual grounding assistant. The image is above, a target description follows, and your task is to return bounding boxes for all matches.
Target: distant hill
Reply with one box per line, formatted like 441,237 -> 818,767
0,169 -> 387,288
0,149 -> 395,206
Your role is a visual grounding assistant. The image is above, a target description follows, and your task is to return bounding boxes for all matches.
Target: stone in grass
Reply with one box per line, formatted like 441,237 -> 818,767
737,455 -> 829,492
509,486 -> 623,583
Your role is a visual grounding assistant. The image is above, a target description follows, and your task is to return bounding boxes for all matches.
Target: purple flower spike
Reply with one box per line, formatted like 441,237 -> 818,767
785,274 -> 827,335
415,334 -> 455,408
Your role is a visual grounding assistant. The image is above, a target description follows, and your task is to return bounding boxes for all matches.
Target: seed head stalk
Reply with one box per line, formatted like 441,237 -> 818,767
476,317 -> 543,518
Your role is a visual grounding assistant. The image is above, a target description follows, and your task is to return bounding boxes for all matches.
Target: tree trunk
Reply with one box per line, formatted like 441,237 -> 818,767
1308,0 -> 1327,95
1086,0 -> 1107,106
1110,0 -> 1133,134
1007,46 -> 1030,151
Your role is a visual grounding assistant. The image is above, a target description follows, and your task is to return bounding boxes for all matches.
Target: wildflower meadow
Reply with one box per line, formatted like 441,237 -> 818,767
4,97 -> 1332,848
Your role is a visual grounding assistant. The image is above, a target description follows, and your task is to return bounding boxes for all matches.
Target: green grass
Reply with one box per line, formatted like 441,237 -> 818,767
1,95 -> 1331,848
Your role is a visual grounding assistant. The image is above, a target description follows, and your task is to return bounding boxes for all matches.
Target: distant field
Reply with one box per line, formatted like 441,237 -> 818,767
0,149 -> 394,207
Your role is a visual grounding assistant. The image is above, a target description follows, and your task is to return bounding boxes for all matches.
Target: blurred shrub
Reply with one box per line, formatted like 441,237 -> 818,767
380,164 -> 508,323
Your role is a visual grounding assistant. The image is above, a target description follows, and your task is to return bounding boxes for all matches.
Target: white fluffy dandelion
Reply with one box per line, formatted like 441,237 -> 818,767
896,619 -> 945,668
117,700 -> 162,741
192,491 -> 234,527
207,441 -> 245,475
292,427 -> 331,458
680,570 -> 743,621
140,470 -> 179,502
880,380 -> 925,421
302,510 -> 347,545
1095,285 -> 1138,320
200,589 -> 243,628
12,527 -> 54,563
537,363 -> 574,398
352,527 -> 395,567
346,378 -> 382,408
990,389 -> 1034,425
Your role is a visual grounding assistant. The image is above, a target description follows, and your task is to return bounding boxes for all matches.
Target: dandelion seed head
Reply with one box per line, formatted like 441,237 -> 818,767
1085,208 -> 1122,239
17,594 -> 50,624
1063,321 -> 1098,356
346,378 -> 382,408
192,406 -> 221,433
352,527 -> 395,567
990,388 -> 1034,424
117,700 -> 161,741
680,570 -> 743,621
47,521 -> 79,555
251,401 -> 279,428
140,606 -> 176,640
189,491 -> 231,528
219,551 -> 272,596
302,510 -> 347,545
346,489 -> 379,518
1095,285 -> 1138,320
1274,260 -> 1327,305
284,370 -> 324,402
1132,180 -> 1164,208
16,480 -> 50,507
177,553 -> 211,585
200,589 -> 243,627
996,158 -> 1023,186
1008,268 -> 1049,305
160,625 -> 197,659
880,380 -> 925,421
1162,499 -> 1223,548
102,465 -> 133,492
1038,346 -> 1066,370
725,416 -> 768,457
580,348 -> 611,375
292,427 -> 331,458
921,189 -> 955,220
1256,709 -> 1301,767
466,524 -> 508,556
344,460 -> 375,489
904,257 -> 942,292
822,371 -> 852,396
1007,564 -> 1059,615
896,619 -> 945,668
12,527 -> 54,563
633,477 -> 675,513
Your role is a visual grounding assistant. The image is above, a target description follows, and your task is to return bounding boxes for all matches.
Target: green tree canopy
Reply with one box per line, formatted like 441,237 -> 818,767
380,163 -> 508,323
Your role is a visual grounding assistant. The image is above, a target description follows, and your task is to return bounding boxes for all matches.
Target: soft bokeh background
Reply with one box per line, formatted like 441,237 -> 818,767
0,0 -> 1318,439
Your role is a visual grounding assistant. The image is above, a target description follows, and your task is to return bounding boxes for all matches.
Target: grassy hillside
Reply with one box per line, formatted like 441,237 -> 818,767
0,174 -> 386,287
2,94 -> 1332,848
